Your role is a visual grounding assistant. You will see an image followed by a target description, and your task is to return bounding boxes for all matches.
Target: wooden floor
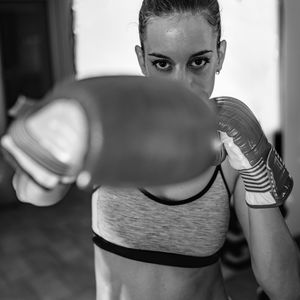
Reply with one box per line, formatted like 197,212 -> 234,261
0,179 -> 280,300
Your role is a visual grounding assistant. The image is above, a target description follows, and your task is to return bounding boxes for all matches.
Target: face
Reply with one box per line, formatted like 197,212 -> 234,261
135,12 -> 226,99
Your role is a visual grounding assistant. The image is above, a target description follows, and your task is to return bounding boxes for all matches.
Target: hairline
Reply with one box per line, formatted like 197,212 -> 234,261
139,10 -> 220,52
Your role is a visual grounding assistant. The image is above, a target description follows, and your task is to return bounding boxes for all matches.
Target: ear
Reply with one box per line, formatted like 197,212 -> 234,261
216,40 -> 227,73
135,45 -> 147,75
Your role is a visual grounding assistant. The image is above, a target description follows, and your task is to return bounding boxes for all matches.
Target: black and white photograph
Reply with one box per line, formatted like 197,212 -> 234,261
0,0 -> 299,299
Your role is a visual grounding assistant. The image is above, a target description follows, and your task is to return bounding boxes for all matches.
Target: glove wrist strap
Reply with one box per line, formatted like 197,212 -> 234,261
240,147 -> 293,207
240,158 -> 271,193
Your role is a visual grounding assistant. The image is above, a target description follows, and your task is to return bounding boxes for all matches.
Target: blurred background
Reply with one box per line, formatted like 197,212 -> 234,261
0,0 -> 299,299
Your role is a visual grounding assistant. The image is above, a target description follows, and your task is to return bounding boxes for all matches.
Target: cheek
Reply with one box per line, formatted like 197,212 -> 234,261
190,72 -> 216,98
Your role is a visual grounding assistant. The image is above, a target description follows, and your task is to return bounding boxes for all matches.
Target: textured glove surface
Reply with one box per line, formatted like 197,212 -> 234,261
214,96 -> 293,207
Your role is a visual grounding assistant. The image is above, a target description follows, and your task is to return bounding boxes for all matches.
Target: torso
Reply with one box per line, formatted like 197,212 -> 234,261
94,246 -> 228,300
92,159 -> 238,300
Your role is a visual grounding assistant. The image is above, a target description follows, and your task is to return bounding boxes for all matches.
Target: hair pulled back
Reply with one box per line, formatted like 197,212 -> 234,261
138,0 -> 222,50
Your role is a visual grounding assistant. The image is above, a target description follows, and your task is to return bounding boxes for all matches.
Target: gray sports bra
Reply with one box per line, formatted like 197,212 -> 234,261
92,165 -> 231,268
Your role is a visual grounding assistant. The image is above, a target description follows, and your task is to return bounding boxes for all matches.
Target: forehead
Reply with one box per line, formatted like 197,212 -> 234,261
144,12 -> 217,55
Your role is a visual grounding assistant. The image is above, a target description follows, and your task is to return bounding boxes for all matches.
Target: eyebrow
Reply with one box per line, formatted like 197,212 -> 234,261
148,50 -> 213,59
190,50 -> 213,58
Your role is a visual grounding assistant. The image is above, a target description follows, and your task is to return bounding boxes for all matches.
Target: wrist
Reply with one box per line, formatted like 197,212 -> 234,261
240,158 -> 271,193
245,191 -> 285,208
241,147 -> 293,207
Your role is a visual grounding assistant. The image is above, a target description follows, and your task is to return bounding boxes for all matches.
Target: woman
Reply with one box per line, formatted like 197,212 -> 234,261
91,1 -> 300,299
5,0 -> 299,299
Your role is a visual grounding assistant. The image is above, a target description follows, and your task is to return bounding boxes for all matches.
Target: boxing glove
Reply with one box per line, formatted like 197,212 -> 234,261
1,75 -> 219,193
213,96 -> 293,208
1,95 -> 88,190
12,170 -> 70,206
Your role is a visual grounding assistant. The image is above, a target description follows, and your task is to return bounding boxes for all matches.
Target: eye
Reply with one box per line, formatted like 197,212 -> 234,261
189,57 -> 209,70
151,60 -> 172,72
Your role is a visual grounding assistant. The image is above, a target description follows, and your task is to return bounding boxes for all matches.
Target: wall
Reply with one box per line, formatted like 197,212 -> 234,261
0,42 -> 6,135
73,0 -> 141,77
47,0 -> 76,82
282,0 -> 300,236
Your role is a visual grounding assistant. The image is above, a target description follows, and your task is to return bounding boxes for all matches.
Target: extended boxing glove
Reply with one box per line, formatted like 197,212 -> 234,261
1,75 -> 219,194
1,95 -> 88,190
0,95 -> 86,205
213,96 -> 293,208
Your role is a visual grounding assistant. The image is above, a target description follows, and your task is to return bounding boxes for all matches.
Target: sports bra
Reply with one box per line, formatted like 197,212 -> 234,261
92,164 -> 231,268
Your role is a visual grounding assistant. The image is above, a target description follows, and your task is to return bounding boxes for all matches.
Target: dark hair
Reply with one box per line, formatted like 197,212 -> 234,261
138,0 -> 221,50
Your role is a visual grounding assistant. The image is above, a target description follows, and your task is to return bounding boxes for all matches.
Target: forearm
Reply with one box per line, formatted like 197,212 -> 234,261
248,207 -> 300,299
217,97 -> 299,298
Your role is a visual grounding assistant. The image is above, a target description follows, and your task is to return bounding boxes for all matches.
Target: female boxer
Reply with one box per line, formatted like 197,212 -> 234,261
91,1 -> 300,299
5,0 -> 299,299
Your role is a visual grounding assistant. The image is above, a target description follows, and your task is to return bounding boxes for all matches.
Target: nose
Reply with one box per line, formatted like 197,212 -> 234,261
170,68 -> 209,100
172,67 -> 193,89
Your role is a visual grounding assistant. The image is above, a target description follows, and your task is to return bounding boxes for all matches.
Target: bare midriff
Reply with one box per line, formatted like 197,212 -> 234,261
94,246 -> 229,300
